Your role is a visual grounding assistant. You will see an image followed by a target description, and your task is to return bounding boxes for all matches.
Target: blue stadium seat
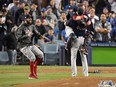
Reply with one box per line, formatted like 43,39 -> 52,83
0,52 -> 9,65
54,40 -> 65,48
43,44 -> 59,65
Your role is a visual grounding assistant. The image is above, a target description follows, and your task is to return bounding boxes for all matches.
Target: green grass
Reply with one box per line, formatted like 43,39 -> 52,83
0,65 -> 71,87
0,66 -> 116,87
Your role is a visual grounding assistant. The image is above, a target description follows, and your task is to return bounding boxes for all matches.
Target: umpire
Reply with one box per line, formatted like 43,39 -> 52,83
66,7 -> 91,77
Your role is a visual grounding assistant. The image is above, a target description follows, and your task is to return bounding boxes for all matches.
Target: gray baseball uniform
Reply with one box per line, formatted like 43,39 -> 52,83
71,37 -> 88,77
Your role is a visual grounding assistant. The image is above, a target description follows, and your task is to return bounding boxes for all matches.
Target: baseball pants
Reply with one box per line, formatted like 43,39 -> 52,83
20,45 -> 44,62
71,37 -> 88,77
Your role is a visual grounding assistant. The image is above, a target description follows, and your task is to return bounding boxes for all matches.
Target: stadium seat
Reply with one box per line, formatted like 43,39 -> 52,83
43,44 -> 59,65
0,51 -> 9,65
54,40 -> 65,49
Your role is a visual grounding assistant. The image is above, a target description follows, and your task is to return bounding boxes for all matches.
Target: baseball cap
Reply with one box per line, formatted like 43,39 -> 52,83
41,8 -> 46,12
3,3 -> 8,7
24,6 -> 30,10
68,5 -> 72,9
46,5 -> 52,10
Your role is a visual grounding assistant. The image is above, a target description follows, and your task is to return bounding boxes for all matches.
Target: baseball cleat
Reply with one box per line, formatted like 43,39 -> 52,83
28,74 -> 38,79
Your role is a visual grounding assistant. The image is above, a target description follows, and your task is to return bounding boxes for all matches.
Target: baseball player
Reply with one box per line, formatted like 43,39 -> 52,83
16,15 -> 44,79
66,7 -> 91,77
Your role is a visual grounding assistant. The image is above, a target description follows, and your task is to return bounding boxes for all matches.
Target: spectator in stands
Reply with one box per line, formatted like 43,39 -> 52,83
61,0 -> 70,10
66,5 -> 73,20
39,8 -> 52,32
8,0 -> 20,26
58,11 -> 67,40
46,5 -> 58,29
17,5 -> 31,26
93,0 -> 111,17
83,0 -> 89,15
87,7 -> 99,42
61,28 -> 71,61
64,0 -> 77,12
0,11 -> 7,51
36,0 -> 43,11
61,29 -> 68,44
107,11 -> 116,42
15,1 -> 26,26
34,18 -> 46,44
61,29 -> 71,65
107,11 -> 116,29
7,0 -> 15,11
30,2 -> 41,23
1,8 -> 8,24
39,8 -> 47,23
2,4 -> 9,24
5,7 -> 14,33
2,3 -> 12,29
55,0 -> 62,10
54,0 -> 62,18
3,26 -> 17,65
42,27 -> 55,44
35,18 -> 47,36
0,0 -> 8,10
103,7 -> 110,19
105,0 -> 111,12
49,0 -> 58,18
108,0 -> 116,13
95,13 -> 112,42
2,3 -> 8,10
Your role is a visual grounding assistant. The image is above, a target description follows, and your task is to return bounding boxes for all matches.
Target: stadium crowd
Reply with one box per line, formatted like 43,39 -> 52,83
0,0 -> 116,65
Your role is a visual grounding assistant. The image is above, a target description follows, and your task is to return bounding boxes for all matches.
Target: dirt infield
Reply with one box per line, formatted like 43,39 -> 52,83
16,67 -> 116,87
17,77 -> 116,87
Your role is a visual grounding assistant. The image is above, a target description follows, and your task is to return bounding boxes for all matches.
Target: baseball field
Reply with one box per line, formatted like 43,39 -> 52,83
0,65 -> 116,87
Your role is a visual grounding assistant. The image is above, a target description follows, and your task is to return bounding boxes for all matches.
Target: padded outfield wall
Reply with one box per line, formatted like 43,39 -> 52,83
88,42 -> 116,66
